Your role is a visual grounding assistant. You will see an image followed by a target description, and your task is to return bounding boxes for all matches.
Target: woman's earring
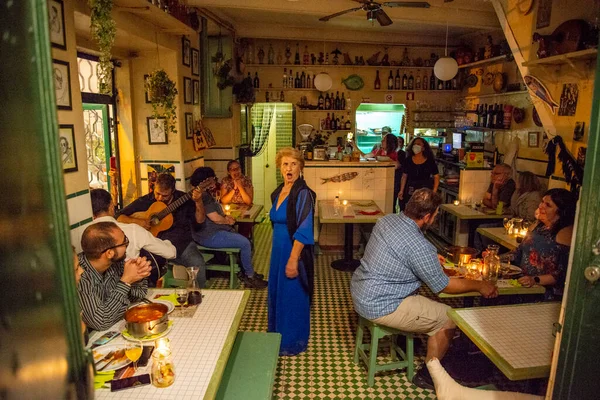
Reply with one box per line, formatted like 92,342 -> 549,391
300,171 -> 304,179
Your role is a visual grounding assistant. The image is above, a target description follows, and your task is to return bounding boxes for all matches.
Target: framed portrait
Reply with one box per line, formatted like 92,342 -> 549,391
193,80 -> 200,105
59,124 -> 78,173
49,0 -> 67,50
191,48 -> 200,76
536,0 -> 553,29
184,77 -> 193,104
53,59 -> 72,110
147,117 -> 168,145
185,112 -> 194,139
558,83 -> 579,117
182,36 -> 191,67
144,74 -> 152,103
528,132 -> 539,148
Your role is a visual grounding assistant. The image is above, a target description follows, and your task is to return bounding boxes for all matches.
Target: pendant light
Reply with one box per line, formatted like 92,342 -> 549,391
434,22 -> 458,81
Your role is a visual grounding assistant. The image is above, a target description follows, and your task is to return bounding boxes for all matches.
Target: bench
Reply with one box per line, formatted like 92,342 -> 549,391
197,246 -> 241,289
215,332 -> 281,400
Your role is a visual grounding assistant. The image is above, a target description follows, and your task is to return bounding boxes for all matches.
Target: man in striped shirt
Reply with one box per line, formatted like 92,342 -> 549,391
78,222 -> 152,331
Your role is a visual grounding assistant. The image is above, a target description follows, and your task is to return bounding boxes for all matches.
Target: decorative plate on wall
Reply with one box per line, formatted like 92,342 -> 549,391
483,72 -> 494,86
465,74 -> 478,88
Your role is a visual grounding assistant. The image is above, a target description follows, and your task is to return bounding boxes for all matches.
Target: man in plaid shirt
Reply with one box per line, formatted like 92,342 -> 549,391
351,188 -> 498,389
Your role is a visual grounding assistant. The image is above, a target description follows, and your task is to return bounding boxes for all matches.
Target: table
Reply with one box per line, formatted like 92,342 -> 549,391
224,204 -> 263,223
448,302 -> 559,380
439,279 -> 545,298
318,200 -> 384,271
476,226 -> 518,250
440,204 -> 511,247
93,289 -> 249,400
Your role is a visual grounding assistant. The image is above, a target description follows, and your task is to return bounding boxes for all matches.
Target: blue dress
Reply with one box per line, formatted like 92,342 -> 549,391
268,194 -> 313,355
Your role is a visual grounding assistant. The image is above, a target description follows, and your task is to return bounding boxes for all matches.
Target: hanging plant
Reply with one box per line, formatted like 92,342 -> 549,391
145,69 -> 178,134
89,0 -> 116,94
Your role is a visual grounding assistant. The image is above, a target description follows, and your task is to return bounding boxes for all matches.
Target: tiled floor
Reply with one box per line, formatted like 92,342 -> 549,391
210,222 -> 541,399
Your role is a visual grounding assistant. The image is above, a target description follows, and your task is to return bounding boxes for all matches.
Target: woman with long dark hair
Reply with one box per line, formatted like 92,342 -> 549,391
398,137 -> 439,209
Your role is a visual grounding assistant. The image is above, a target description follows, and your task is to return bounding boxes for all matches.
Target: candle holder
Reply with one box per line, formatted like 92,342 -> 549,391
453,200 -> 460,206
224,204 -> 231,215
342,199 -> 348,206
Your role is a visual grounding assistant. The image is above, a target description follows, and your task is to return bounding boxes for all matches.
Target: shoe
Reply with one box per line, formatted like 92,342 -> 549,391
238,272 -> 268,289
412,367 -> 435,390
238,270 -> 265,281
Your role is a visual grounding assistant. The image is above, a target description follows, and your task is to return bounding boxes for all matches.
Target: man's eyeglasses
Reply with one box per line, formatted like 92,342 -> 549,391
102,235 -> 129,253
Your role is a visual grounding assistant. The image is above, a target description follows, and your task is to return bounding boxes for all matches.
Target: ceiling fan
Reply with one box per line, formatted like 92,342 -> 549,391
319,1 -> 431,27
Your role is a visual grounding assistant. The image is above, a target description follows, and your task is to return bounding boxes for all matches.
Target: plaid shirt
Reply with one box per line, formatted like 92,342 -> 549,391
351,213 -> 449,320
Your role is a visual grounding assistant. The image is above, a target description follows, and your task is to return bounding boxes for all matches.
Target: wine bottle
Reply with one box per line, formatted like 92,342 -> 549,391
335,91 -> 341,110
429,74 -> 435,90
452,76 -> 458,90
253,72 -> 260,89
340,115 -> 345,130
282,68 -> 287,88
294,43 -> 300,65
331,113 -> 337,130
306,74 -> 311,89
336,115 -> 341,131
295,72 -> 300,88
303,45 -> 309,65
341,93 -> 346,110
374,70 -> 381,90
318,92 -> 324,109
497,104 -> 504,129
325,112 -> 331,130
288,70 -> 293,88
345,115 -> 351,130
402,71 -> 408,90
301,71 -> 306,88
481,104 -> 488,128
408,72 -> 414,90
325,92 -> 331,110
422,71 -> 427,90
416,70 -> 421,90
475,104 -> 481,127
395,69 -> 401,90
445,80 -> 451,90
437,79 -> 444,90
280,91 -> 285,102
388,70 -> 394,90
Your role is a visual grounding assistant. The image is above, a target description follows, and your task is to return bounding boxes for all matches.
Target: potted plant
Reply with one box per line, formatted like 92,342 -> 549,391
145,69 -> 178,134
89,0 -> 116,94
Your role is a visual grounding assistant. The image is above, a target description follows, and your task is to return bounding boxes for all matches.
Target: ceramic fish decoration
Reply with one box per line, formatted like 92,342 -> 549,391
342,75 -> 364,90
321,172 -> 359,184
524,75 -> 559,114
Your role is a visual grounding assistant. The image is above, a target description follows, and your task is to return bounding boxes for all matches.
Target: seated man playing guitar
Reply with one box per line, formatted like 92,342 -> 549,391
117,173 -> 211,287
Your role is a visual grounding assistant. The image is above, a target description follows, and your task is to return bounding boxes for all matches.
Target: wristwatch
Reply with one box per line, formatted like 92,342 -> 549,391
533,276 -> 540,284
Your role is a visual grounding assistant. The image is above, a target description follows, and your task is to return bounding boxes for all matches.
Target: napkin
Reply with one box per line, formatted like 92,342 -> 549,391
94,370 -> 114,389
155,293 -> 179,306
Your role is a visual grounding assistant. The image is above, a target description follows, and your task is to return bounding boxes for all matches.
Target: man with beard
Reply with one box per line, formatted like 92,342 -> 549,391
77,222 -> 152,330
351,188 -> 498,389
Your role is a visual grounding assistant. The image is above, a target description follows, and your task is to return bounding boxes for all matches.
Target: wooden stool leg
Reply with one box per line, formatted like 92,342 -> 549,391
227,252 -> 236,289
353,322 -> 364,365
390,334 -> 398,361
406,335 -> 414,381
367,326 -> 379,387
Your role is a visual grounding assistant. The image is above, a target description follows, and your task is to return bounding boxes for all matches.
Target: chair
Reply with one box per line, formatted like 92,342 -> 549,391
160,263 -> 189,288
353,316 -> 414,387
197,246 -> 241,289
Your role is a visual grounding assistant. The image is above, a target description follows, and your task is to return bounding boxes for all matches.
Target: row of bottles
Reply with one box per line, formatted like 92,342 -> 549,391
475,103 -> 509,129
282,68 -> 313,89
318,91 -> 346,110
374,70 -> 457,91
265,91 -> 286,102
320,113 -> 352,131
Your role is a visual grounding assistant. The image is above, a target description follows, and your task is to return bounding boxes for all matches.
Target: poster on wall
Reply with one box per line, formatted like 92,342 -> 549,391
536,0 -> 553,29
147,164 -> 175,193
558,83 -> 578,116
49,0 -> 66,50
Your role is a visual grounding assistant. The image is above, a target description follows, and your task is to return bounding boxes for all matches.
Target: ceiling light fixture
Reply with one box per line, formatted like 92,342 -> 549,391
433,21 -> 458,81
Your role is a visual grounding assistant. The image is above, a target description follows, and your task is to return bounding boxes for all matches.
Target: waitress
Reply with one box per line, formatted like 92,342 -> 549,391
398,137 -> 439,209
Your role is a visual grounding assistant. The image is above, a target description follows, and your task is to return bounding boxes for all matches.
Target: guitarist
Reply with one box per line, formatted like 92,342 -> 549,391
117,173 -> 208,288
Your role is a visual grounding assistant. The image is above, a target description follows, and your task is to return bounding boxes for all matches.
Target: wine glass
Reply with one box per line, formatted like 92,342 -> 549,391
464,198 -> 472,208
175,288 -> 188,315
125,340 -> 143,372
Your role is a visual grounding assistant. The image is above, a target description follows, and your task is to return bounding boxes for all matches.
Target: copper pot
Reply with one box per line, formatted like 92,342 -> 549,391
446,246 -> 479,265
124,302 -> 169,338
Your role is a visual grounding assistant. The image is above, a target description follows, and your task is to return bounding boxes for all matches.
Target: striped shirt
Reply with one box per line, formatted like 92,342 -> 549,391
77,253 -> 148,331
351,213 -> 449,320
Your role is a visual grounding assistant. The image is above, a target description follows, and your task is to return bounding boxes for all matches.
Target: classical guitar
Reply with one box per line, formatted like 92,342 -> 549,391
127,177 -> 216,237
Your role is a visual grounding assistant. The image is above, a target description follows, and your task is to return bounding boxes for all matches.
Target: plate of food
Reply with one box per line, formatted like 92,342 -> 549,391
92,343 -> 131,372
357,208 -> 381,216
442,265 -> 465,278
355,201 -> 374,207
500,263 -> 522,277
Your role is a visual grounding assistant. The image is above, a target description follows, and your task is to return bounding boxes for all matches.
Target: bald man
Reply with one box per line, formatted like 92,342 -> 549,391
482,163 -> 516,210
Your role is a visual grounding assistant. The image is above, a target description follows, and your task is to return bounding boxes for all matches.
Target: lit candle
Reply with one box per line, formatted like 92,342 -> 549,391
453,200 -> 460,206
224,204 -> 231,215
519,229 -> 528,237
155,338 -> 171,352
342,199 -> 348,206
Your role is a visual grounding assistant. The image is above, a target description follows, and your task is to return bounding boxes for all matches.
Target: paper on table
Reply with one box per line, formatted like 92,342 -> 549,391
155,293 -> 179,305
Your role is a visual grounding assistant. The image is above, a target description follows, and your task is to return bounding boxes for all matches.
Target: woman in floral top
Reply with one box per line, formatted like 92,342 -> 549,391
502,188 -> 577,300
221,160 -> 253,205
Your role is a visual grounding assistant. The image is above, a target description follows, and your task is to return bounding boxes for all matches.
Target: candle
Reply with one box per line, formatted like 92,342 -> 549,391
155,337 -> 171,352
519,229 -> 528,237
453,200 -> 460,206
342,199 -> 348,206
224,204 -> 231,215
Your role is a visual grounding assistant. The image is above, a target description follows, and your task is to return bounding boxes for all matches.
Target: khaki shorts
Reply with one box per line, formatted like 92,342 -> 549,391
372,294 -> 455,336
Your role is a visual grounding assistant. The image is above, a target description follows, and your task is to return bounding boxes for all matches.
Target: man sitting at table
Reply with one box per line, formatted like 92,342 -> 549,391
351,188 -> 498,390
482,163 -> 516,210
78,222 -> 152,331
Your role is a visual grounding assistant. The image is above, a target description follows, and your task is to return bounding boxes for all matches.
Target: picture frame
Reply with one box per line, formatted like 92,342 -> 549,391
184,77 -> 193,104
182,36 -> 191,67
144,74 -> 152,103
53,59 -> 72,110
203,126 -> 217,147
191,48 -> 200,76
185,113 -> 194,139
147,117 -> 168,145
528,132 -> 539,148
49,0 -> 67,50
573,121 -> 585,142
536,0 -> 553,29
558,83 -> 579,117
193,79 -> 200,105
59,124 -> 78,173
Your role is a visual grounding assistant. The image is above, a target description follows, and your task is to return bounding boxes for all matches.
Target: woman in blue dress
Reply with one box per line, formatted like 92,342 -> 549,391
269,148 -> 316,355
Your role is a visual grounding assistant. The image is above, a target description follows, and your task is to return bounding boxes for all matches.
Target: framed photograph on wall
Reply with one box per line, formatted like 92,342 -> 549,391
49,0 -> 67,50
147,117 -> 168,144
185,113 -> 194,139
193,80 -> 200,104
182,36 -> 191,66
528,132 -> 539,148
184,77 -> 192,104
53,59 -> 72,110
59,124 -> 78,172
536,0 -> 553,29
191,48 -> 199,76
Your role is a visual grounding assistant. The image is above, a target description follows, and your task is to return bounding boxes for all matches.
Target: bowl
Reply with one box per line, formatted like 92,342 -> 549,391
314,73 -> 333,92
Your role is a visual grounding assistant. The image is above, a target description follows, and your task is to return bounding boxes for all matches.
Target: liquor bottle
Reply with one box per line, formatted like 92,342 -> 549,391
294,43 -> 300,65
331,113 -> 337,130
345,115 -> 351,130
265,91 -> 270,102
253,72 -> 260,88
429,74 -> 435,90
445,80 -> 452,90
280,91 -> 285,102
481,104 -> 488,128
497,104 -> 504,129
306,74 -> 311,89
288,70 -> 293,88
374,70 -> 381,90
295,72 -> 300,88
475,104 -> 481,127
402,71 -> 408,90
416,70 -> 421,90
303,45 -> 309,65
422,71 -> 427,90
325,92 -> 331,110
335,91 -> 341,110
437,79 -> 444,90
325,113 -> 331,130
341,93 -> 346,110
336,115 -> 341,131
487,104 -> 495,128
282,68 -> 287,88
318,92 -> 324,109
408,72 -> 414,90
340,115 -> 345,130
388,70 -> 394,90
301,71 -> 306,88
394,69 -> 401,90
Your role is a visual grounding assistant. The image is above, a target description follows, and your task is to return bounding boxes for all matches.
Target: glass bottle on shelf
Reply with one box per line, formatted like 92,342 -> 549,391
295,72 -> 300,88
374,70 -> 381,90
408,72 -> 414,90
253,72 -> 260,89
415,70 -> 421,90
282,68 -> 287,88
345,114 -> 351,130
331,113 -> 337,130
318,92 -> 324,109
265,91 -> 270,102
303,45 -> 309,65
445,80 -> 451,90
325,113 -> 331,130
294,43 -> 300,65
422,71 -> 428,90
306,74 -> 311,89
388,70 -> 394,90
280,91 -> 285,102
429,74 -> 435,90
301,71 -> 306,88
402,70 -> 408,90
341,93 -> 346,110
336,115 -> 341,131
288,70 -> 293,88
497,104 -> 504,129
335,91 -> 341,110
268,44 -> 275,64
394,69 -> 401,90
325,93 -> 331,110
437,79 -> 444,90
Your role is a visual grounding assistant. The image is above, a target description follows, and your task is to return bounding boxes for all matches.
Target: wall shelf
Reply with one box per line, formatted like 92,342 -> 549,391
458,127 -> 511,132
297,109 -> 346,112
414,110 -> 466,113
521,48 -> 597,67
374,89 -> 460,92
458,55 -> 511,69
255,87 -> 316,91
463,90 -> 529,100
246,64 -> 434,69
114,0 -> 196,36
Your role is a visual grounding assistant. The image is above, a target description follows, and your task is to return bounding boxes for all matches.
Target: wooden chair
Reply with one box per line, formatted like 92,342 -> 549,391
197,246 -> 241,289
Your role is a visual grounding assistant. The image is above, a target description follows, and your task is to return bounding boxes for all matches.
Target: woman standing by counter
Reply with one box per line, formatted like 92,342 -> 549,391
398,137 -> 439,209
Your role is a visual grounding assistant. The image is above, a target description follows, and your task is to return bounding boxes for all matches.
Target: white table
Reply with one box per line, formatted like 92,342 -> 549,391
93,289 -> 249,400
476,226 -> 519,250
448,302 -> 559,380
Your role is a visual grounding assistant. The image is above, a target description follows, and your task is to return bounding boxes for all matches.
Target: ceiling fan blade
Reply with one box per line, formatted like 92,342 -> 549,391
383,1 -> 431,8
351,0 -> 372,4
375,8 -> 393,26
319,7 -> 364,22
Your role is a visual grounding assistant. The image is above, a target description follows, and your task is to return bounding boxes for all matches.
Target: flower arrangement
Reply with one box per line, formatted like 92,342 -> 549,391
89,0 -> 116,94
145,69 -> 178,134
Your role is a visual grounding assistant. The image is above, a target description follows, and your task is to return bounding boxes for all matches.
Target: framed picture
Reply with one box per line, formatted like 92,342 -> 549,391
59,124 -> 78,173
182,36 -> 191,67
528,132 -> 539,148
49,0 -> 66,50
193,80 -> 200,104
147,117 -> 168,145
185,112 -> 194,139
144,74 -> 152,103
53,59 -> 72,110
573,122 -> 585,142
558,83 -> 579,117
204,126 -> 216,147
191,48 -> 200,76
184,77 -> 192,104
536,0 -> 553,29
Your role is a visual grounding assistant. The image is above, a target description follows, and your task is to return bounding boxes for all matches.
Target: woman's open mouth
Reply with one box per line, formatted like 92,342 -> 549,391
286,173 -> 293,180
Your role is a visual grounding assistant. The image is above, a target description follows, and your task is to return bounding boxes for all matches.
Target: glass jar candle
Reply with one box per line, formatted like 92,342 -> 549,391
151,349 -> 176,388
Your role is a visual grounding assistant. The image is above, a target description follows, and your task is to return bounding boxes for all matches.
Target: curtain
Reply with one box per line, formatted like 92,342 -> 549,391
249,103 -> 275,156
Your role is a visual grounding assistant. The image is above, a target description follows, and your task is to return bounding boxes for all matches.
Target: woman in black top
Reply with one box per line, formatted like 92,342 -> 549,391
398,137 -> 439,209
393,136 -> 406,212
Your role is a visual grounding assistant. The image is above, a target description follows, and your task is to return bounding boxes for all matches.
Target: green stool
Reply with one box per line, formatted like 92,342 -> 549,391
197,246 -> 241,289
354,316 -> 414,387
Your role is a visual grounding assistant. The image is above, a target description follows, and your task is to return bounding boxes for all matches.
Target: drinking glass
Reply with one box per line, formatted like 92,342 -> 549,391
503,218 -> 511,234
125,340 -> 143,371
175,288 -> 188,315
464,198 -> 472,208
